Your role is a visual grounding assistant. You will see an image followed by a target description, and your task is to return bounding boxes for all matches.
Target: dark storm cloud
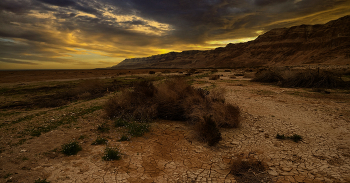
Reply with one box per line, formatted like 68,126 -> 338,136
254,0 -> 290,7
0,0 -> 32,14
0,0 -> 349,69
37,0 -> 76,7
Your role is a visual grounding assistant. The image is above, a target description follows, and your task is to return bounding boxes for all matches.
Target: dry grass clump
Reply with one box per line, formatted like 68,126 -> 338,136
234,72 -> 245,76
281,70 -> 347,88
32,79 -> 125,108
105,78 -> 240,145
252,68 -> 349,89
195,116 -> 222,146
251,69 -> 283,83
105,80 -> 158,121
209,75 -> 220,80
230,153 -> 271,183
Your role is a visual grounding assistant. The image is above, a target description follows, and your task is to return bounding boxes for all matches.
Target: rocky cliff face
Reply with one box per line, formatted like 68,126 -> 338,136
112,15 -> 350,69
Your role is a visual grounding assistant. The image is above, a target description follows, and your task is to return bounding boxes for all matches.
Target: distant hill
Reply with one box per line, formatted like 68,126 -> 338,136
111,15 -> 350,69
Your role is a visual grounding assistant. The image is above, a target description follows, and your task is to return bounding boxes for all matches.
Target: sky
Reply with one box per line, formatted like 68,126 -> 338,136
0,0 -> 349,70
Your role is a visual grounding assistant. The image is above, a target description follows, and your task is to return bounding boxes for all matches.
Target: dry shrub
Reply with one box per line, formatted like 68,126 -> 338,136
230,153 -> 271,183
75,79 -> 105,96
162,70 -> 171,73
105,80 -> 158,120
243,72 -> 255,78
281,69 -> 348,88
209,75 -> 220,80
343,69 -> 350,76
252,68 -> 349,89
234,72 -> 245,76
149,71 -> 156,74
105,78 -> 241,146
208,87 -> 226,103
188,68 -> 197,74
195,116 -> 222,146
251,69 -> 283,83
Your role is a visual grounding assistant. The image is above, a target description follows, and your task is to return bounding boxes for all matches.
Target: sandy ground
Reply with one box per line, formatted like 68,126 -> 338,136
0,71 -> 349,183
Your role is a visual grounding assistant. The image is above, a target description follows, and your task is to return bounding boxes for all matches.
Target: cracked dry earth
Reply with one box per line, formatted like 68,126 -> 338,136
1,78 -> 350,183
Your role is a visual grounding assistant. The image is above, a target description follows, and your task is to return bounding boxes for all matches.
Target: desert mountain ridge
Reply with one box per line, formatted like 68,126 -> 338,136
111,15 -> 350,69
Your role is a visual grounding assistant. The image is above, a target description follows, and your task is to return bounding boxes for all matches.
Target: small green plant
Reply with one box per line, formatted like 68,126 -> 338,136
126,122 -> 150,137
276,134 -> 286,140
4,173 -> 12,179
102,147 -> 121,161
97,123 -> 110,133
22,156 -> 29,161
78,135 -> 86,140
34,178 -> 50,183
276,133 -> 302,142
290,134 -> 303,142
91,136 -> 108,145
30,130 -> 42,137
114,118 -> 127,127
118,135 -> 130,142
61,141 -> 82,155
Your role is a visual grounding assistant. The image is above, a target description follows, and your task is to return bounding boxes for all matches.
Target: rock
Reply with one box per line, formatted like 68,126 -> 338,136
264,133 -> 269,138
281,167 -> 293,172
268,170 -> 279,176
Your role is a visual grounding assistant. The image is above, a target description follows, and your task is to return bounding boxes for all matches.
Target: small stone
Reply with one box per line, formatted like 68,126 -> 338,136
20,149 -> 27,152
268,170 -> 279,176
264,133 -> 269,138
281,167 -> 293,172
280,171 -> 294,176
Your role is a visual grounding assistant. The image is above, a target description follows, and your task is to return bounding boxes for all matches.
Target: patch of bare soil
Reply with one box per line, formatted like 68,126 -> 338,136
0,70 -> 349,183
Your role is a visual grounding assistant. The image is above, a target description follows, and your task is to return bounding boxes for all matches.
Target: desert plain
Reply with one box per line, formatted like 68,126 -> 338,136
0,67 -> 350,183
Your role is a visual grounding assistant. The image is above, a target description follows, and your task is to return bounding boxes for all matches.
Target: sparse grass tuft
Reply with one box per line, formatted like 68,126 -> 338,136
102,147 -> 121,161
61,141 -> 82,155
97,123 -> 110,133
4,173 -> 12,179
126,122 -> 150,137
289,134 -> 303,142
276,133 -> 286,140
34,178 -> 50,183
114,118 -> 127,127
209,75 -> 220,80
91,136 -> 108,145
230,153 -> 270,183
276,133 -> 302,142
78,135 -> 86,140
118,135 -> 130,141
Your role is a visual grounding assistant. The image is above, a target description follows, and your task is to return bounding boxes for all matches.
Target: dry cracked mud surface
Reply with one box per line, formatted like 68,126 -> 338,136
1,71 -> 350,183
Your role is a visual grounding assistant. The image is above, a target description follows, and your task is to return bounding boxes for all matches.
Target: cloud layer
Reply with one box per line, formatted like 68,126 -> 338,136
0,0 -> 349,69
